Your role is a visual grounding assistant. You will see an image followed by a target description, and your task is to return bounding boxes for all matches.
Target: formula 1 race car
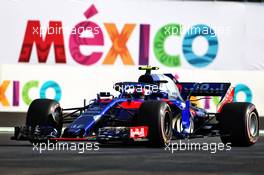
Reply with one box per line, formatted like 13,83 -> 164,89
12,66 -> 259,147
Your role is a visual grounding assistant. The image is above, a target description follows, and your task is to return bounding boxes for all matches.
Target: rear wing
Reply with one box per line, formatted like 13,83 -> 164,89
177,82 -> 231,100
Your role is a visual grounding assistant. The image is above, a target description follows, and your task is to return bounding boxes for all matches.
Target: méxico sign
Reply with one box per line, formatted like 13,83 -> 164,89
18,4 -> 219,68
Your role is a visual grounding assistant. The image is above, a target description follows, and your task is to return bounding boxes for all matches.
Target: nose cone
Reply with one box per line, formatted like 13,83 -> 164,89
62,128 -> 83,138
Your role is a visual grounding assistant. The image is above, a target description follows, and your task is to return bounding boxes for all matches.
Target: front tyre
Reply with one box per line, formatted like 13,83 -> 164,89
219,102 -> 259,146
27,99 -> 63,138
138,101 -> 172,147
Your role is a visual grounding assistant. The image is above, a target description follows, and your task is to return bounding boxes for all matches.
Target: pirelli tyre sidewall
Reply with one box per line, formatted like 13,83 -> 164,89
219,102 -> 259,147
26,99 -> 63,137
138,101 -> 173,147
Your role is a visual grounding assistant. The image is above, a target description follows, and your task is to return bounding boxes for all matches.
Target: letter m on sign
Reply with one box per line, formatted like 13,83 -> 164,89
19,20 -> 66,63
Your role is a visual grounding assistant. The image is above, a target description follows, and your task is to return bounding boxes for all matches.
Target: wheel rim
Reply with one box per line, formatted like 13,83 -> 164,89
52,107 -> 62,125
175,116 -> 183,133
164,111 -> 171,136
248,112 -> 258,137
173,115 -> 194,134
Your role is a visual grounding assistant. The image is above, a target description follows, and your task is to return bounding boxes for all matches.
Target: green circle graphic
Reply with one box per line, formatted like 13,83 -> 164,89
153,24 -> 182,67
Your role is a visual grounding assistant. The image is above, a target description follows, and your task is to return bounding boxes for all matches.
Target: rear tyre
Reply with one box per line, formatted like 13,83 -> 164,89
219,102 -> 259,147
138,101 -> 172,147
27,99 -> 63,138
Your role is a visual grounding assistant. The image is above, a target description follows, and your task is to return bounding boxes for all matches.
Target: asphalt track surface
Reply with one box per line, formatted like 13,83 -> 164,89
0,112 -> 264,175
0,133 -> 264,175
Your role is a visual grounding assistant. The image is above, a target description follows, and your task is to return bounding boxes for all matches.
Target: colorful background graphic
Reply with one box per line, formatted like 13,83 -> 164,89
0,0 -> 263,115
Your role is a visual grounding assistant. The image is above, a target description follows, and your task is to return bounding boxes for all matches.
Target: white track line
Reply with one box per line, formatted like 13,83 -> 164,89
260,130 -> 264,136
1,127 -> 264,136
0,127 -> 14,133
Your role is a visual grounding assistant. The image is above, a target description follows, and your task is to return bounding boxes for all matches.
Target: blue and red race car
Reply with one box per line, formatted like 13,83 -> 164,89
12,66 -> 259,147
